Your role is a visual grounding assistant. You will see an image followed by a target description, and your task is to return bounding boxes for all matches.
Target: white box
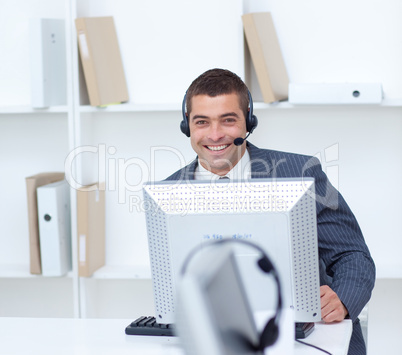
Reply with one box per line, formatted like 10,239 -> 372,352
30,18 -> 67,108
289,83 -> 383,104
37,180 -> 71,276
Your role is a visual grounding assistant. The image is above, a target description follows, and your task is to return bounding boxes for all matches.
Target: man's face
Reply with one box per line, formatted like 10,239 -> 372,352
188,93 -> 248,176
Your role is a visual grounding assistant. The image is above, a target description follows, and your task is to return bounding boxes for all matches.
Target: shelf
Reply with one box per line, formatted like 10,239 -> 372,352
89,264 -> 151,279
2,99 -> 401,116
0,105 -> 68,114
78,98 -> 402,113
254,98 -> 402,109
378,98 -> 402,107
0,264 -> 73,278
79,103 -> 180,113
0,264 -> 34,278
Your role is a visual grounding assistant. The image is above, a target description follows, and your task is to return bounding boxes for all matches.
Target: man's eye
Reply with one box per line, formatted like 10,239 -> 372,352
224,118 -> 236,123
195,120 -> 207,125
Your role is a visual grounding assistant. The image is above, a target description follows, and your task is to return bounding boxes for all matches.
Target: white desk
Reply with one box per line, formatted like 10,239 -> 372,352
0,317 -> 352,355
294,321 -> 353,354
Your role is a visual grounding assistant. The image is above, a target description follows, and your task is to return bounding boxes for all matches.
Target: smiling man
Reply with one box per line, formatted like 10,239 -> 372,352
166,68 -> 375,355
189,92 -> 247,176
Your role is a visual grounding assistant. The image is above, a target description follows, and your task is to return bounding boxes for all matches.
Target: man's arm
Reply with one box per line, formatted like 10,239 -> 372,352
305,157 -> 376,321
320,285 -> 348,322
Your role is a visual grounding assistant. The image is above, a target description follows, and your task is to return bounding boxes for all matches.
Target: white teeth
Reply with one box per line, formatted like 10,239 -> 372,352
207,145 -> 229,151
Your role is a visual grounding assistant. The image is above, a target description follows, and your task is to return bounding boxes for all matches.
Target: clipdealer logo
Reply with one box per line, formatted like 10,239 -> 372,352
64,142 -> 341,210
64,144 -> 186,203
302,143 -> 340,209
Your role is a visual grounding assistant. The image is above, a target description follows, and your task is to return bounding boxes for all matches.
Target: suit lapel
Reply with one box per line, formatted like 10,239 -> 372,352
247,142 -> 274,178
183,158 -> 198,180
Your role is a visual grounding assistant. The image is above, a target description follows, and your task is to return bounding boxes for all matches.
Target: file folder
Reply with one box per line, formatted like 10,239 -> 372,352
29,18 -> 67,108
288,83 -> 383,104
37,180 -> 72,276
77,183 -> 105,277
25,172 -> 65,274
242,12 -> 289,103
75,16 -> 129,106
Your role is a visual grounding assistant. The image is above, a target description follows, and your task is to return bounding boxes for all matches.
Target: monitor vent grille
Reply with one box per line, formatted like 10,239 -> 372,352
291,193 -> 320,317
145,200 -> 174,320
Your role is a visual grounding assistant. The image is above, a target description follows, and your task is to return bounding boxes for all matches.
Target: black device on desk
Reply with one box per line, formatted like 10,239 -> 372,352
125,317 -> 314,340
125,316 -> 175,336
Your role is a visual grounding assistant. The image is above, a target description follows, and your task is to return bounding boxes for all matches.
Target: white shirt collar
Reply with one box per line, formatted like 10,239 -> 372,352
194,149 -> 251,180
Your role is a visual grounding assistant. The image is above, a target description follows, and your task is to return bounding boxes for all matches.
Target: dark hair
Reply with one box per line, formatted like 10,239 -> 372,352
185,68 -> 249,118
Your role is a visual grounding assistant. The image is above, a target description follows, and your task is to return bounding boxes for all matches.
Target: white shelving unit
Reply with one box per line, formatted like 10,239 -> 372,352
2,98 -> 402,116
0,0 -> 72,313
1,1 -> 402,350
0,106 -> 69,114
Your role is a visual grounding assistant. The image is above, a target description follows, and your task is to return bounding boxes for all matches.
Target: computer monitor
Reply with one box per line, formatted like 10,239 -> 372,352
143,178 -> 321,324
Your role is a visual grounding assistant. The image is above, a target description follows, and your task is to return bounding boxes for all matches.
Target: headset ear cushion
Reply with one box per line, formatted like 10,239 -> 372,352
180,117 -> 190,137
181,92 -> 190,137
257,255 -> 274,274
259,318 -> 279,349
247,114 -> 258,134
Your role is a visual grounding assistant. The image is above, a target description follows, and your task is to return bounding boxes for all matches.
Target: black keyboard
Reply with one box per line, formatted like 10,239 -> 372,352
126,316 -> 314,339
125,316 -> 175,336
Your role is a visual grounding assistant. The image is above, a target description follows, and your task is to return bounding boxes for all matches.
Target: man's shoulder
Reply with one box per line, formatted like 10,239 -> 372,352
249,143 -> 319,165
247,143 -> 323,179
164,158 -> 197,181
165,169 -> 185,181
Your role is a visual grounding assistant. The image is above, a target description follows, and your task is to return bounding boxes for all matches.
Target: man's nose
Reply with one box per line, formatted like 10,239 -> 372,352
207,123 -> 225,141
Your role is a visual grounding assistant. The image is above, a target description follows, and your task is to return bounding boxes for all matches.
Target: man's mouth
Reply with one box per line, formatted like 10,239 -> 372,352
206,144 -> 229,151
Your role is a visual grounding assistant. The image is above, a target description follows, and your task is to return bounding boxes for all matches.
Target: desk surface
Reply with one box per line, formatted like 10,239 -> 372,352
0,317 -> 352,355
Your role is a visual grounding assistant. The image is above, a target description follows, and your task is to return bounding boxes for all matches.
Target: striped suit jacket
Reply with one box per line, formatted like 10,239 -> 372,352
165,142 -> 375,354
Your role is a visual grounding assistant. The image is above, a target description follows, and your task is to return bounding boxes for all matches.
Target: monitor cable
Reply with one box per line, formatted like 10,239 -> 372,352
296,339 -> 332,355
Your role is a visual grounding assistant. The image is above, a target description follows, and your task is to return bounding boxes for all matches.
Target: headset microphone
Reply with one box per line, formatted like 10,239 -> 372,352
234,132 -> 252,146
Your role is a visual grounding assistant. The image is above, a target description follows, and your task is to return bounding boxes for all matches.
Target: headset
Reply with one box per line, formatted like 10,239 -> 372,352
180,91 -> 259,142
180,238 -> 282,351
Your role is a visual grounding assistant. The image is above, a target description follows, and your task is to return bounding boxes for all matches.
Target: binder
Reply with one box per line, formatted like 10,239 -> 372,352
29,18 -> 67,108
75,16 -> 129,107
25,172 -> 65,274
289,83 -> 383,104
37,180 -> 72,276
77,183 -> 105,277
242,12 -> 289,103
